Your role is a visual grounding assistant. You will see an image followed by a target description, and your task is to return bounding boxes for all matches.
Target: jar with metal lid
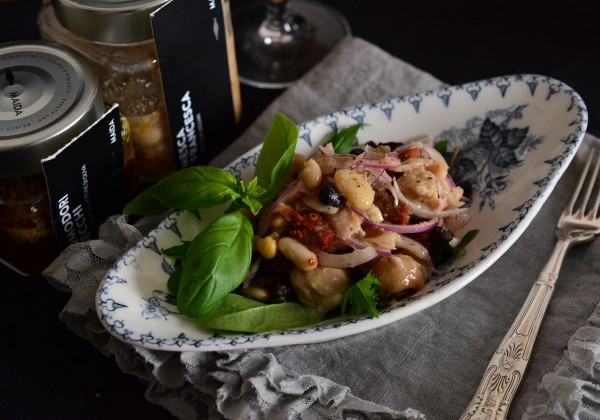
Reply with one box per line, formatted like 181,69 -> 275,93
37,0 -> 177,186
0,41 -> 104,275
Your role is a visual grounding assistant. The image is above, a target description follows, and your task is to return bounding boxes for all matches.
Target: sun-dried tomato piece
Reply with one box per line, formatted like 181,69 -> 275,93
277,204 -> 335,253
374,190 -> 412,224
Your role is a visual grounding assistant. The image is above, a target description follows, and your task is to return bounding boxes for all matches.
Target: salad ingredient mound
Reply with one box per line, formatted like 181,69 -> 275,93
124,113 -> 477,333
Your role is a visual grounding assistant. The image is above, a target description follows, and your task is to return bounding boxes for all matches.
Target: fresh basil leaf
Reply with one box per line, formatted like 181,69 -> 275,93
240,196 -> 263,215
196,293 -> 323,332
254,113 -> 298,202
162,241 -> 190,258
177,211 -> 253,317
453,229 -> 480,257
232,177 -> 265,215
434,139 -> 449,155
124,166 -> 241,215
328,123 -> 364,154
167,267 -> 182,294
340,271 -> 381,318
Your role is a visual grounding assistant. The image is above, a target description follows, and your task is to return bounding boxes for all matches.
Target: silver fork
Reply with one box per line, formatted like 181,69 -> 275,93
460,148 -> 600,420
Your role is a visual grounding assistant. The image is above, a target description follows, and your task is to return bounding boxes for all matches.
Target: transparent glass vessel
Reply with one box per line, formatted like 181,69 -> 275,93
0,41 -> 104,275
38,0 -> 176,186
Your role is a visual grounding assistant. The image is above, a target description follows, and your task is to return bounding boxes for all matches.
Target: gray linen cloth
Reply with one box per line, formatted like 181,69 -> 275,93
44,37 -> 600,419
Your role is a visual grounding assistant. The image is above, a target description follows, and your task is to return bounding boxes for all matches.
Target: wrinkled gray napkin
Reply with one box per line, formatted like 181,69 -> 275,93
44,37 -> 600,419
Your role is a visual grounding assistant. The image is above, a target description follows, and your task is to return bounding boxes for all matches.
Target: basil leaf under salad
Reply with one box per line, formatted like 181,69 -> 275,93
327,123 -> 364,154
123,113 -> 478,332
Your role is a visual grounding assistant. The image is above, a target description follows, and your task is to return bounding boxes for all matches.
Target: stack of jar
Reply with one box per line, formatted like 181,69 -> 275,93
37,0 -> 178,186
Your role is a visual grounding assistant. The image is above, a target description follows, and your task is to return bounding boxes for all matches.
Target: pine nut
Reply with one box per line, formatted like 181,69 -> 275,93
278,237 -> 318,271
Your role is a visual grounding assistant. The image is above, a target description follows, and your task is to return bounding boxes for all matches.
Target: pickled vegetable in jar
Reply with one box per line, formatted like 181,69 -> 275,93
0,41 -> 104,275
38,0 -> 177,186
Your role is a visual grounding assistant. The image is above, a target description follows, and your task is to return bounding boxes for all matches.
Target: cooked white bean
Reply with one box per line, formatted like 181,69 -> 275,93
278,237 -> 318,271
373,254 -> 428,297
290,266 -> 352,313
301,158 -> 322,190
333,168 -> 375,210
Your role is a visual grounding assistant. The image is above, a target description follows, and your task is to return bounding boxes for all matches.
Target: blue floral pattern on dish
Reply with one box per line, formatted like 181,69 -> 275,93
96,74 -> 588,351
440,108 -> 543,211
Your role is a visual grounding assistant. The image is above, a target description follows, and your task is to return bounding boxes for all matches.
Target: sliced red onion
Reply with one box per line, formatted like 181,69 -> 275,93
337,236 -> 369,249
395,235 -> 432,263
388,176 -> 401,206
363,218 -> 438,234
242,256 -> 263,287
302,194 -> 339,214
317,145 -> 335,156
317,246 -> 378,268
362,160 -> 405,170
395,183 -> 468,219
446,173 -> 456,188
420,142 -> 449,178
392,142 -> 423,155
365,168 -> 386,185
350,206 -> 370,221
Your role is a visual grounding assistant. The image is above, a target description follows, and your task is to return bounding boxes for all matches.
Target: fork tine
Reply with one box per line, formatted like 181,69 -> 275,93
589,149 -> 600,219
573,148 -> 600,220
566,149 -> 594,217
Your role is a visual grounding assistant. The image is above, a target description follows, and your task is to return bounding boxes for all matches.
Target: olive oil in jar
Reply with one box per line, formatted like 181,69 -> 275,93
38,0 -> 177,186
0,41 -> 104,275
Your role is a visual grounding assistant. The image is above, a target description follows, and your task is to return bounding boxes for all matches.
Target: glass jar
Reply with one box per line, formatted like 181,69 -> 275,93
38,0 -> 177,186
0,41 -> 104,275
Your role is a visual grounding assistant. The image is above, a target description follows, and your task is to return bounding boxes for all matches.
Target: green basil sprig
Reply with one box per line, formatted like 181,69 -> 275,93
123,113 -> 299,324
123,166 -> 261,216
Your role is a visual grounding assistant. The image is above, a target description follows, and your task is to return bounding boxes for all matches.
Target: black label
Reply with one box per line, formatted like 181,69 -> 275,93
152,0 -> 237,167
42,106 -> 128,250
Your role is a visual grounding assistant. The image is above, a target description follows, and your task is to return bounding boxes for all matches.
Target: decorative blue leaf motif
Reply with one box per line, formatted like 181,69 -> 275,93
443,110 -> 542,212
142,297 -> 170,320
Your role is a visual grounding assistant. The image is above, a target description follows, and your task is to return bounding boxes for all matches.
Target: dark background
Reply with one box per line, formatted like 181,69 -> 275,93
1,0 -> 598,418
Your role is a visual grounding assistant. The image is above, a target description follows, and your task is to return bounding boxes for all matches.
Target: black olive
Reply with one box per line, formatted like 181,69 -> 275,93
429,226 -> 455,267
318,184 -> 343,207
349,147 -> 364,155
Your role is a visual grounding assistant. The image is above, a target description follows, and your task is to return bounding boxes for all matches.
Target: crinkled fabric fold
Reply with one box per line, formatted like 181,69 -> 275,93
524,301 -> 600,419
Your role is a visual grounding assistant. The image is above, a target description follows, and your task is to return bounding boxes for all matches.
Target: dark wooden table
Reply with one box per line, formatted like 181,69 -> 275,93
1,1 -> 598,418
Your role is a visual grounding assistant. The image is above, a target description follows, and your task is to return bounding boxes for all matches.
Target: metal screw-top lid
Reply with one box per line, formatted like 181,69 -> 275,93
0,41 -> 104,178
52,0 -> 170,43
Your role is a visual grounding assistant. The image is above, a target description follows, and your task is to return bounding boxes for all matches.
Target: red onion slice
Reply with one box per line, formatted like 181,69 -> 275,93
363,218 -> 438,234
317,246 -> 378,268
395,183 -> 468,219
395,235 -> 432,264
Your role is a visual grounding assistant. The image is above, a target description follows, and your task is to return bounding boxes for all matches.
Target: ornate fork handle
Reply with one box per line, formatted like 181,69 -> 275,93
460,229 -> 595,420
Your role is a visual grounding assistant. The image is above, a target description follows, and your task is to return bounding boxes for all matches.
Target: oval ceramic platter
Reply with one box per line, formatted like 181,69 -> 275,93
96,74 -> 588,351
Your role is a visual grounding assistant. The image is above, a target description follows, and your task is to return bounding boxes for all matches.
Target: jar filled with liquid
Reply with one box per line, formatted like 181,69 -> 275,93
38,0 -> 177,186
0,41 -> 104,275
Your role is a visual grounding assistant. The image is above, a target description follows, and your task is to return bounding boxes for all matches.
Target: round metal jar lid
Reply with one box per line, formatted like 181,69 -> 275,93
0,41 -> 104,178
52,0 -> 171,43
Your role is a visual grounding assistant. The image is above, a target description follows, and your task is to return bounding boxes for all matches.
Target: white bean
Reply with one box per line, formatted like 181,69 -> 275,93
278,237 -> 318,271
333,169 -> 375,210
301,158 -> 322,190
